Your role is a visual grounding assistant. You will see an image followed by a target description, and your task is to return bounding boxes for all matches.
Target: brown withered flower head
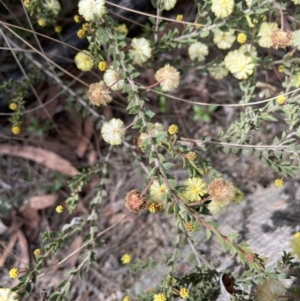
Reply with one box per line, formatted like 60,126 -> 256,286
125,189 -> 147,213
87,81 -> 112,106
208,178 -> 236,206
271,29 -> 292,49
245,252 -> 255,263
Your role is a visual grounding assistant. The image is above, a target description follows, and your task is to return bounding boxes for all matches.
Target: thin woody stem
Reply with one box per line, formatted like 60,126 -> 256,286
278,2 -> 284,31
140,177 -> 155,197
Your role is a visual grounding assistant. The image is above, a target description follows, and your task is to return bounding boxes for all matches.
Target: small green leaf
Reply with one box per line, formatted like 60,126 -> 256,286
147,167 -> 159,178
193,220 -> 200,232
162,162 -> 175,170
206,228 -> 212,240
200,30 -> 209,38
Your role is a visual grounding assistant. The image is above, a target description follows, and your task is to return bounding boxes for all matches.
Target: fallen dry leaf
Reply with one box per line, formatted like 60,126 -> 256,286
0,219 -> 8,234
20,205 -> 41,241
87,149 -> 97,165
76,117 -> 94,158
29,193 -> 59,210
38,86 -> 60,121
17,230 -> 30,270
31,140 -> 77,163
0,144 -> 79,176
64,236 -> 83,268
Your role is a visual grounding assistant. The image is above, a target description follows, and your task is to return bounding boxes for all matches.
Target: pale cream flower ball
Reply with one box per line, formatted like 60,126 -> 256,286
129,38 -> 152,65
211,0 -> 234,18
44,0 -> 61,15
188,42 -> 209,61
213,29 -> 235,49
74,50 -> 94,71
163,0 -> 177,11
257,22 -> 278,48
224,50 -> 255,80
101,118 -> 125,145
290,30 -> 300,50
78,0 -> 106,21
155,64 -> 180,92
104,68 -> 125,91
0,288 -> 19,301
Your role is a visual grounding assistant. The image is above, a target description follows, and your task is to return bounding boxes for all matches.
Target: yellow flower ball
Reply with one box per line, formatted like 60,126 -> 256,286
148,202 -> 156,213
123,296 -> 131,301
237,33 -> 247,44
184,222 -> 193,232
12,126 -> 21,135
147,201 -> 164,213
82,23 -> 90,31
121,254 -> 131,264
278,65 -> 285,73
23,0 -> 30,8
274,179 -> 284,187
55,205 -> 63,213
33,248 -> 41,256
98,61 -> 108,71
9,268 -> 19,279
176,14 -> 183,21
74,50 -> 94,71
37,18 -> 47,27
153,293 -> 167,301
74,15 -> 81,23
168,124 -> 178,135
9,103 -> 18,110
54,25 -> 62,33
186,151 -> 197,161
179,287 -> 189,299
115,24 -> 128,36
77,29 -> 87,39
276,95 -> 286,105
